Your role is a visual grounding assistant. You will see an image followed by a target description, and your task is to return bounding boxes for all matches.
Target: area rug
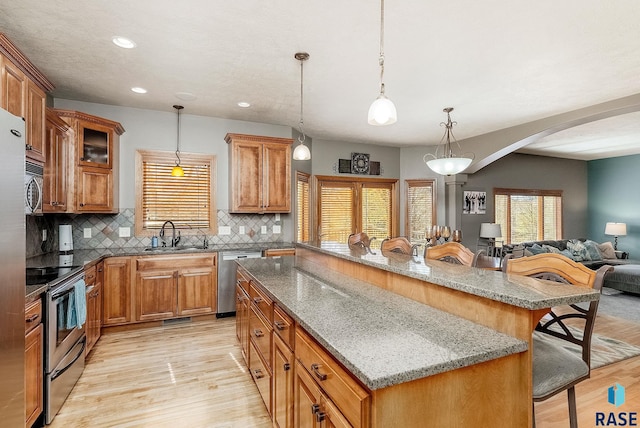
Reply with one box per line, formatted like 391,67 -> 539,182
534,325 -> 640,369
598,287 -> 640,323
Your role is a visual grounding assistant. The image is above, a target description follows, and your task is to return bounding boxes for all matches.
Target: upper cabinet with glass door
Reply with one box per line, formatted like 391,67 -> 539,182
54,110 -> 124,169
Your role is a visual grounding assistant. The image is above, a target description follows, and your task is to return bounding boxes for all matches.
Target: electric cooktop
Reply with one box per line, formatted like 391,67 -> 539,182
26,266 -> 82,286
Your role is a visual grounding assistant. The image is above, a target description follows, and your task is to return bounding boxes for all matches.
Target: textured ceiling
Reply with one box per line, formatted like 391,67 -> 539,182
2,0 -> 640,160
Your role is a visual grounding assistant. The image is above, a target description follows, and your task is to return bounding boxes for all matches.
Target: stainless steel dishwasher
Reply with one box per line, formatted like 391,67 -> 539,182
217,250 -> 262,317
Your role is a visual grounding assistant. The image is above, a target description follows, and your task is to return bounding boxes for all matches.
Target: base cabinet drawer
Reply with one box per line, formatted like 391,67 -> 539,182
250,305 -> 272,369
295,326 -> 370,428
249,341 -> 272,415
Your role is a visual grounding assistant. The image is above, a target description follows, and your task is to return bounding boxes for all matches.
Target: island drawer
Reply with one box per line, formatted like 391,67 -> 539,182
25,299 -> 42,334
237,267 -> 251,294
295,326 -> 370,428
273,304 -> 294,350
249,341 -> 272,415
250,282 -> 273,323
249,305 -> 272,370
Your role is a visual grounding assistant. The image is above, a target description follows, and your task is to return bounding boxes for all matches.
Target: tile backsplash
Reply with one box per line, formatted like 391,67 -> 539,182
26,208 -> 284,256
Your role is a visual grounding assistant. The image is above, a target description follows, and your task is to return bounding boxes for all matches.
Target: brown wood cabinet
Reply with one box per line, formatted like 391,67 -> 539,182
43,108 -> 73,212
134,254 -> 217,322
273,333 -> 294,428
53,109 -> 124,213
225,133 -> 292,213
264,248 -> 296,257
1,34 -> 54,164
102,256 -> 133,326
85,262 -> 103,355
25,299 -> 43,428
236,268 -> 251,363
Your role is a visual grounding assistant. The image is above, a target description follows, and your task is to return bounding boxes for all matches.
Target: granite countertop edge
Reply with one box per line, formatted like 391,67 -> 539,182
295,242 -> 600,310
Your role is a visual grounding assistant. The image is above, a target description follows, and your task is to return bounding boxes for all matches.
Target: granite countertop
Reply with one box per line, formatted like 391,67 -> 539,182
25,242 -> 293,300
237,256 -> 527,390
296,241 -> 600,310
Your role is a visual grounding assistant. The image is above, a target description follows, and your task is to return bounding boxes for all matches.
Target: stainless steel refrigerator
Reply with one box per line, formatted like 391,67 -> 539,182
0,108 -> 26,426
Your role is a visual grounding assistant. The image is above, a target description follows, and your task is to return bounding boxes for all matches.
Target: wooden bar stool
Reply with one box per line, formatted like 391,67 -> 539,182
425,242 -> 476,267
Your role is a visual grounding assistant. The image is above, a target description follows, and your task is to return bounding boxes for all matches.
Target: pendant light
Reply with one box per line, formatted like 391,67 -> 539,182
293,52 -> 311,161
423,107 -> 474,176
171,105 -> 185,177
368,0 -> 397,126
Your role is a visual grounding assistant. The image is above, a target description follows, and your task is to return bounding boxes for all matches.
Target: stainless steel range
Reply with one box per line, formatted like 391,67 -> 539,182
43,269 -> 86,424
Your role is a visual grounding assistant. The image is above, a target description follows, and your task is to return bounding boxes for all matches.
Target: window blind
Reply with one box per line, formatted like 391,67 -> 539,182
296,172 -> 310,242
142,162 -> 210,229
406,180 -> 435,244
319,183 -> 354,243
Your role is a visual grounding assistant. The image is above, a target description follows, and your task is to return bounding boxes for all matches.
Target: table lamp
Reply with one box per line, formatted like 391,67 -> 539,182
479,223 -> 502,256
605,222 -> 627,250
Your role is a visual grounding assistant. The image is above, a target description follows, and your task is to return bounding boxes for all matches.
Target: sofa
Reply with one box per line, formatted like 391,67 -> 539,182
517,239 -> 626,269
511,239 -> 640,294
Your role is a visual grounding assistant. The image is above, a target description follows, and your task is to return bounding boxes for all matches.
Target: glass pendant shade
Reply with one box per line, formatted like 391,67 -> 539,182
171,165 -> 185,177
292,142 -> 311,160
425,157 -> 473,176
368,95 -> 397,126
424,107 -> 474,176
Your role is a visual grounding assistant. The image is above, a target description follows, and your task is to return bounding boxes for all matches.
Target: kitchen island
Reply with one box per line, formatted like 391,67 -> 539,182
236,241 -> 600,427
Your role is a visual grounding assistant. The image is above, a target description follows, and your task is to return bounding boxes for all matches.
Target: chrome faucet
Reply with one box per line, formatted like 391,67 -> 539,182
159,221 -> 181,247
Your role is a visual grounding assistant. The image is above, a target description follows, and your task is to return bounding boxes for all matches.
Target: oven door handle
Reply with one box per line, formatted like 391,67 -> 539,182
51,286 -> 76,301
51,338 -> 86,381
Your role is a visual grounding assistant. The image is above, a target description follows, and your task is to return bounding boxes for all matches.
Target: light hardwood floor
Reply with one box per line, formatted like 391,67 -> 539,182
48,313 -> 639,428
49,318 -> 271,428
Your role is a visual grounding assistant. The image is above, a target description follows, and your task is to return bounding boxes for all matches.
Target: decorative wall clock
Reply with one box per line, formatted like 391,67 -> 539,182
351,152 -> 370,174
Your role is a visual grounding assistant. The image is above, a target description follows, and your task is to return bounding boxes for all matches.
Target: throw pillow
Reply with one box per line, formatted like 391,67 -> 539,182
583,240 -> 603,261
528,244 -> 549,255
542,244 -> 561,254
598,241 -> 617,259
567,239 -> 590,261
559,249 -> 574,259
524,249 -> 534,257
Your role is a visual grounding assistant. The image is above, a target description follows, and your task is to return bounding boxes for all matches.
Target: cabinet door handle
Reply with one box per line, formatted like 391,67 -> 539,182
311,363 -> 327,381
25,314 -> 39,323
253,297 -> 263,304
253,329 -> 264,338
253,369 -> 264,379
316,411 -> 326,423
283,362 -> 291,371
311,403 -> 320,415
274,321 -> 286,331
79,203 -> 85,207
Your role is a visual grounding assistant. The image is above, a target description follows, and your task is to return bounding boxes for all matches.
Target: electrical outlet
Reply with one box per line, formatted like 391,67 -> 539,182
239,226 -> 245,235
118,227 -> 131,238
275,213 -> 280,221
273,225 -> 281,234
42,229 -> 47,241
84,228 -> 92,238
261,225 -> 267,234
219,226 -> 231,235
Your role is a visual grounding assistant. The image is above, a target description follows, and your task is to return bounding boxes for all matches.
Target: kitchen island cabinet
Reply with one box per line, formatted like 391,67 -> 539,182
237,243 -> 600,428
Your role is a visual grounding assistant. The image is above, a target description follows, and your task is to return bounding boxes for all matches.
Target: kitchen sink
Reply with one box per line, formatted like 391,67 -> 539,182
144,246 -> 207,252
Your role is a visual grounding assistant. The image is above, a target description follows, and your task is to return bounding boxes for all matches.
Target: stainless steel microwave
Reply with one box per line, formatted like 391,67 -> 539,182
25,161 -> 43,215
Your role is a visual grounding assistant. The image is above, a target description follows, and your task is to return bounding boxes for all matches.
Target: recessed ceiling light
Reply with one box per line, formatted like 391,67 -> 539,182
131,87 -> 147,94
112,36 -> 136,49
175,92 -> 197,101
237,101 -> 251,108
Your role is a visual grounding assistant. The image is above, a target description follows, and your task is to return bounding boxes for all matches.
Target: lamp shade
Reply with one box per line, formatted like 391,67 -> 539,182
479,223 -> 502,239
368,95 -> 397,126
426,157 -> 473,176
292,143 -> 311,160
605,222 -> 627,236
